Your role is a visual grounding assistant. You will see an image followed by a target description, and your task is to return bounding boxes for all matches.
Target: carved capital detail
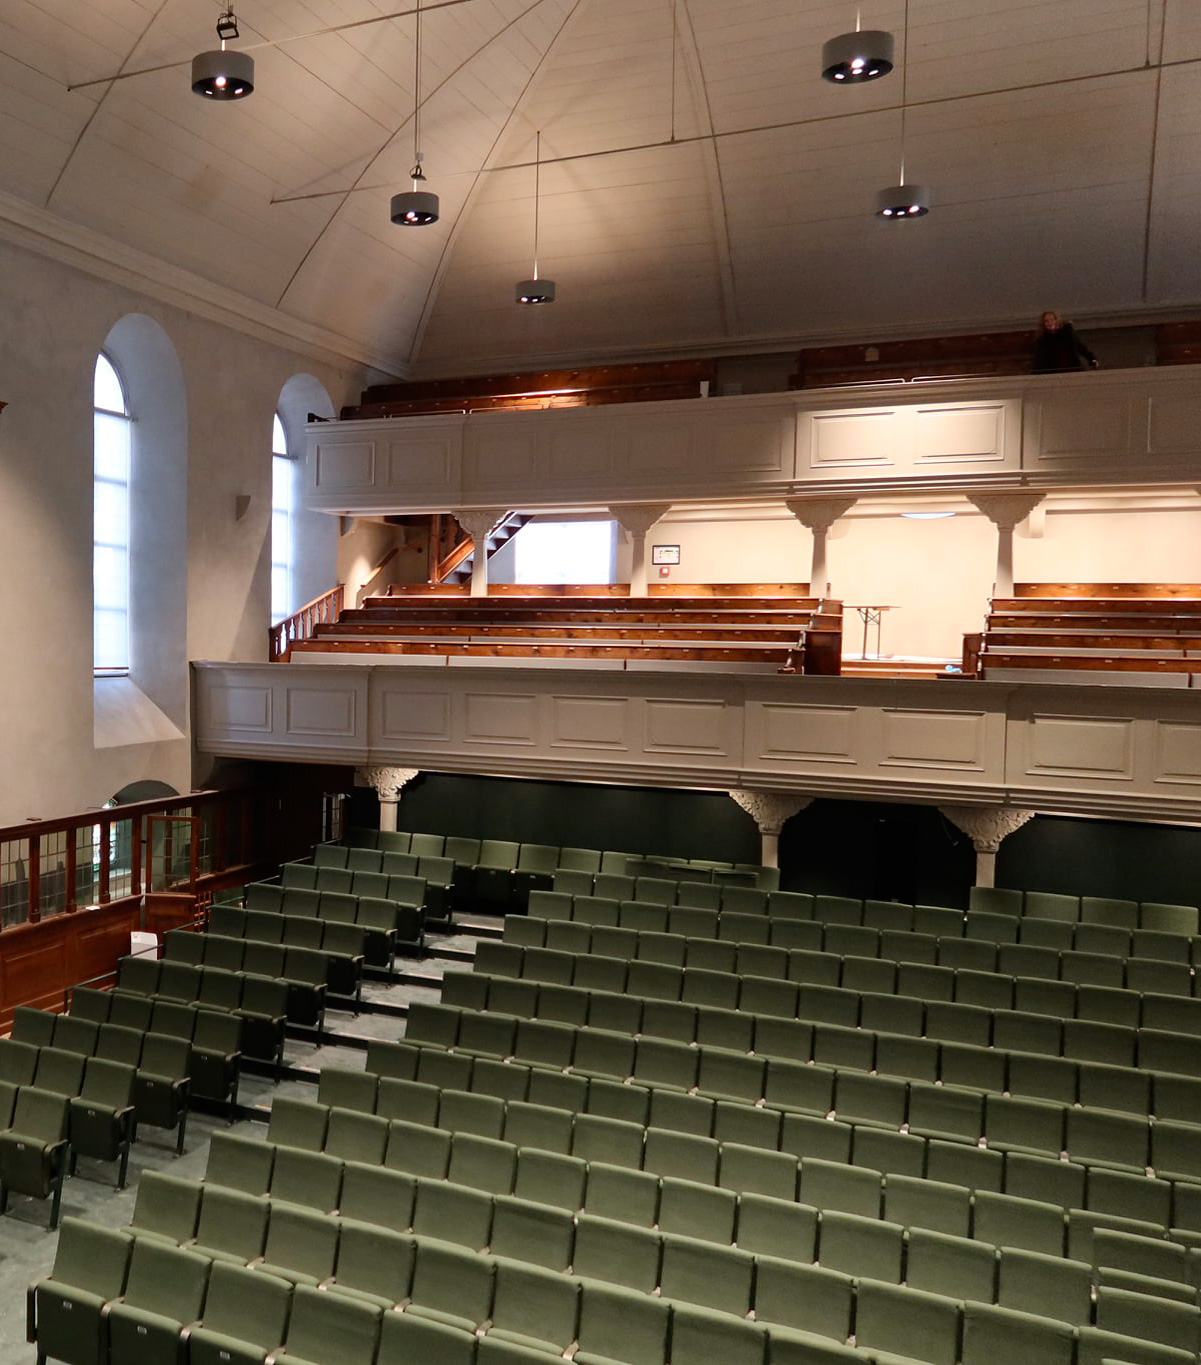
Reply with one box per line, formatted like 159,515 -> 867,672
358,766 -> 420,803
940,804 -> 1035,853
454,509 -> 509,543
785,497 -> 858,533
729,789 -> 812,836
609,503 -> 672,538
967,492 -> 1045,532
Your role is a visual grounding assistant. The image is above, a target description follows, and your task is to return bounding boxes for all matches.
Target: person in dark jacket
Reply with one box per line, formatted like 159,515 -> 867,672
1031,311 -> 1099,372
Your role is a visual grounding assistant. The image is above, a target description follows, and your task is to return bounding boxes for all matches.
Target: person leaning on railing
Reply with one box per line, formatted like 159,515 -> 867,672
1031,310 -> 1099,373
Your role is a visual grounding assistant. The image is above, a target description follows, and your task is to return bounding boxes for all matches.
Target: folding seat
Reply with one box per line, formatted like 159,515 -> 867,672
725,887 -> 769,916
582,928 -> 634,965
735,978 -> 797,1025
966,886 -> 1021,917
196,965 -> 243,1014
638,998 -> 696,1045
965,911 -> 1020,945
853,1128 -> 926,1181
314,865 -> 354,895
1141,902 -> 1200,936
189,1009 -> 243,1111
721,912 -> 771,947
926,1000 -> 992,1047
68,987 -> 112,1028
235,975 -> 288,1067
162,928 -> 205,966
1000,942 -> 1060,979
526,1067 -> 587,1112
488,1194 -> 575,1273
1004,1152 -> 1086,1212
415,855 -> 455,921
282,886 -> 323,921
885,1174 -> 970,1238
50,1014 -> 98,1058
882,928 -> 939,965
410,1177 -> 493,1252
833,1071 -> 906,1129
101,1238 -> 212,1365
1076,984 -> 1140,1027
633,1036 -> 697,1090
647,1089 -> 713,1138
385,1116 -> 453,1181
697,1050 -> 764,1104
897,963 -> 955,1002
405,1000 -> 461,1050
457,1012 -> 518,1063
857,991 -> 922,1038
642,1128 -> 718,1185
512,1017 -> 575,1071
985,1094 -> 1065,1158
441,970 -> 490,1013
501,1100 -> 572,1155
273,1282 -> 382,1365
526,889 -> 570,922
939,937 -> 998,973
314,841 -> 350,867
251,1201 -> 341,1286
812,895 -> 861,927
270,1145 -> 343,1214
752,1256 -> 851,1340
668,1303 -> 768,1365
27,1216 -> 134,1365
574,895 -> 620,929
571,1027 -> 634,1082
1140,1029 -> 1201,1080
695,1005 -> 755,1055
630,876 -> 674,908
763,1058 -> 831,1116
12,1007 -> 57,1049
719,1141 -> 797,1201
657,1175 -> 737,1243
471,1058 -> 531,1106
91,1025 -> 142,1071
1018,918 -> 1074,951
127,1168 -> 204,1246
1066,1107 -> 1150,1171
1128,957 -> 1192,996
769,919 -> 823,951
632,930 -> 687,968
822,924 -> 878,958
1152,1072 -> 1201,1124
676,881 -> 722,911
862,898 -> 914,932
187,1184 -> 270,1264
973,1190 -> 1067,1256
1078,1059 -> 1150,1115
1133,928 -> 1192,963
381,850 -> 419,877
961,1302 -> 1076,1365
1095,1286 -> 1201,1355
572,1213 -> 662,1293
1093,1228 -> 1188,1282
799,1157 -> 881,1219
939,1040 -> 1006,1095
133,1034 -> 192,1154
186,1261 -> 294,1365
242,939 -> 287,982
617,900 -> 666,935
480,1260 -> 579,1359
447,1132 -> 516,1195
1068,1210 -> 1170,1265
1087,1167 -> 1172,1226
338,1162 -> 415,1231
736,944 -> 789,981
511,843 -> 562,902
768,890 -> 814,919
474,940 -> 523,979
1076,1326 -> 1196,1365
876,1035 -> 940,1084
203,933 -> 245,974
908,903 -> 961,939
1013,975 -> 1076,1018
626,960 -> 683,1001
488,977 -> 541,1020
582,1160 -> 658,1227
556,846 -> 601,878
855,1278 -> 961,1365
0,1084 -> 70,1227
1074,923 -> 1133,959
997,1246 -> 1092,1324
1061,949 -> 1124,989
209,904 -> 250,938
818,1210 -> 903,1281
992,1011 -> 1063,1058
925,1138 -> 1004,1193
67,1057 -> 136,1188
709,1096 -> 779,1149
781,1112 -> 853,1165
683,937 -> 738,973
1007,1051 -> 1078,1105
796,984 -> 858,1029
787,949 -> 841,987
204,1129 -> 274,1197
439,1090 -> 506,1141
907,1081 -> 984,1144
660,1233 -> 754,1315
840,956 -> 895,995
572,1280 -> 670,1365
325,1108 -> 389,1166
1143,993 -> 1201,1037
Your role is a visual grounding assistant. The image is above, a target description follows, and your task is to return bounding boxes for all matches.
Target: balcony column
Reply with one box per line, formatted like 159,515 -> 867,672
940,804 -> 1035,888
786,498 -> 857,597
610,504 -> 672,596
455,509 -> 509,597
729,790 -> 812,869
359,766 -> 420,832
967,493 -> 1045,597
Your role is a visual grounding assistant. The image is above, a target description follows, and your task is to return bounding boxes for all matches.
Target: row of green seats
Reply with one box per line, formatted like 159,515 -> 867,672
240,884 -> 413,963
207,907 -> 366,999
970,887 -> 1199,937
312,843 -> 456,917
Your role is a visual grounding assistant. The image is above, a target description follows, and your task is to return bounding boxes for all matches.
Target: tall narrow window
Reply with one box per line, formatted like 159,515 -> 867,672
94,353 -> 131,673
271,414 -> 293,621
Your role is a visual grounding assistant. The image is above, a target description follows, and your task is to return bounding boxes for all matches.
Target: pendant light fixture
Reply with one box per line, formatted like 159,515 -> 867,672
876,0 -> 927,218
390,0 -> 439,227
822,9 -> 893,83
515,132 -> 555,305
192,7 -> 254,99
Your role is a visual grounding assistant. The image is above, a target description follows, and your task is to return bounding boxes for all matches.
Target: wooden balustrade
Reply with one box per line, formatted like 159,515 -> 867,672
269,585 -> 345,661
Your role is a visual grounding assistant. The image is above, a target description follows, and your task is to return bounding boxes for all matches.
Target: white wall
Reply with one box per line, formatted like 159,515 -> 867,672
0,237 -> 366,825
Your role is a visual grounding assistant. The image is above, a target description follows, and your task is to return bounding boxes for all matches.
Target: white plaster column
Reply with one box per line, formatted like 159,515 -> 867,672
610,504 -> 672,596
454,509 -> 509,597
940,804 -> 1035,888
967,493 -> 1045,597
358,766 -> 420,832
786,498 -> 857,597
729,790 -> 812,868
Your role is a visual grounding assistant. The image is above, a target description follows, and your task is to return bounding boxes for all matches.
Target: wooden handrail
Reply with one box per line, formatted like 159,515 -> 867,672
269,584 -> 345,661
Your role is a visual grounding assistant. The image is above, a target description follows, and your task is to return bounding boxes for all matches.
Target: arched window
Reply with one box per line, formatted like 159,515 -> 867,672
271,413 -> 293,621
94,353 -> 131,673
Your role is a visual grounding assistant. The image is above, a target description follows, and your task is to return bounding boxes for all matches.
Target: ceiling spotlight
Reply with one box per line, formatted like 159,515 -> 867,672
876,184 -> 928,218
192,7 -> 254,99
390,0 -> 438,228
516,131 -> 555,305
821,29 -> 894,82
390,158 -> 439,226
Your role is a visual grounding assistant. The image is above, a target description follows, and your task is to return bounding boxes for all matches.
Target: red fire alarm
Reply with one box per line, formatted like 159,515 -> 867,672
659,565 -> 671,578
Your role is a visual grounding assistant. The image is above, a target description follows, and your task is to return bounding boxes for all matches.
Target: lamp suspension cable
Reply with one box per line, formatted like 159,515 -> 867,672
516,129 -> 555,303
876,0 -> 927,218
669,0 -> 678,143
390,0 -> 440,224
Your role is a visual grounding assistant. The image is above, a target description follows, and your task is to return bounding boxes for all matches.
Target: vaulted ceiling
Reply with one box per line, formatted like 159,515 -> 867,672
2,1 -> 1198,377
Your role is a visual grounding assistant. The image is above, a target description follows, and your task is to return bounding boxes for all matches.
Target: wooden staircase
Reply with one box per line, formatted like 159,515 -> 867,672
433,513 -> 532,586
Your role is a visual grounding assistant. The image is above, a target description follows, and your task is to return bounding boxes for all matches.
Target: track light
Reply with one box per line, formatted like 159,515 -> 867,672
516,131 -> 555,305
821,29 -> 894,83
390,0 -> 438,228
390,158 -> 439,226
192,7 -> 254,99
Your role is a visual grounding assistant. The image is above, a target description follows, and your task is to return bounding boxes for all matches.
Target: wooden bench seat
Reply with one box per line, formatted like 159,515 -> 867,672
289,638 -> 804,665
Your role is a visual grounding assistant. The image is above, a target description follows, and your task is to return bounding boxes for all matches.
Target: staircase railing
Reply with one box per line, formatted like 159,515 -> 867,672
269,584 -> 344,661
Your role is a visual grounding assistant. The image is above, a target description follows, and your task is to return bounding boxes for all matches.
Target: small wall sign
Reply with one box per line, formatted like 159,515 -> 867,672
651,544 -> 680,565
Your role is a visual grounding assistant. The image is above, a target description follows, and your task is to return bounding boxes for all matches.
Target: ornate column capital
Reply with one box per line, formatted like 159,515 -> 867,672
729,790 -> 812,836
785,497 -> 857,533
609,503 -> 672,538
358,766 -> 420,802
967,492 -> 1044,532
454,509 -> 509,543
940,804 -> 1034,853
